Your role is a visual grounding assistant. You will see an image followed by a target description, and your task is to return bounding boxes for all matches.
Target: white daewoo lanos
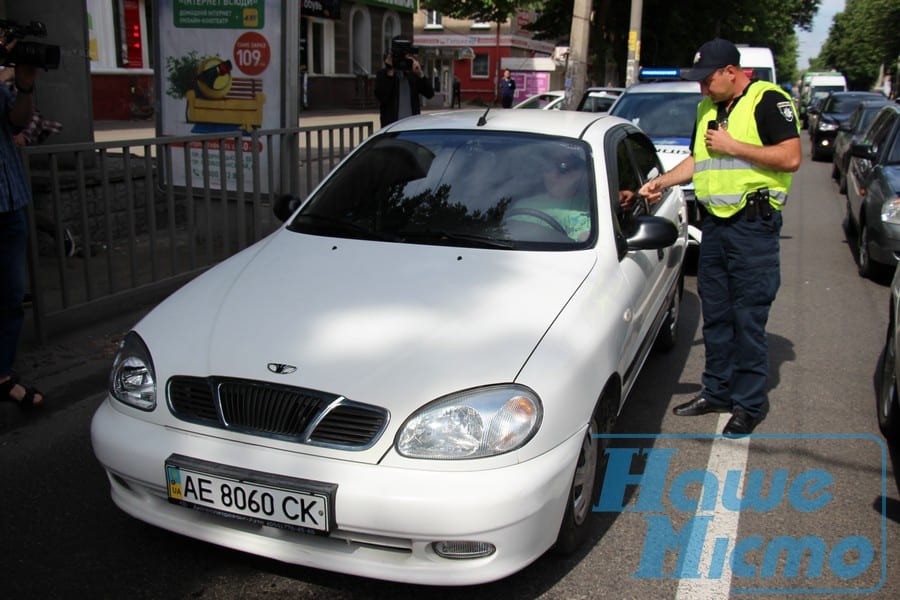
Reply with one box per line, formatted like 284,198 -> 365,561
91,109 -> 687,585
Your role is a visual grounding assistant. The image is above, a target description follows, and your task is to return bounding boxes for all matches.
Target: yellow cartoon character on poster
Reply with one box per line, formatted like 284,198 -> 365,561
167,51 -> 265,133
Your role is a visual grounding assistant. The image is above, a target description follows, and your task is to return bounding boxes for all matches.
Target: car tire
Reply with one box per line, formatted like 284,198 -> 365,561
552,390 -> 616,555
811,139 -> 822,162
877,321 -> 900,440
856,222 -> 888,279
654,276 -> 683,352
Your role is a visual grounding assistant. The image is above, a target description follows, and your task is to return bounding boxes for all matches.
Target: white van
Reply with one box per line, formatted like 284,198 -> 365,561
737,46 -> 777,83
801,73 -> 848,128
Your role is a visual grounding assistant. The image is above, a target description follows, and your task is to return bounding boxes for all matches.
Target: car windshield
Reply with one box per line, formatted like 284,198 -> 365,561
610,92 -> 701,139
290,131 -> 597,250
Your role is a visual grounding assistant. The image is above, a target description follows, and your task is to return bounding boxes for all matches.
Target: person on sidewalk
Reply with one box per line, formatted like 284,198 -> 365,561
0,48 -> 45,410
638,38 -> 801,435
374,40 -> 434,128
500,69 -> 516,108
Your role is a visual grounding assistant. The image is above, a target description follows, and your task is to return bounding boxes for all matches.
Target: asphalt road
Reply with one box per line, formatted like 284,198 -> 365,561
1,134 -> 898,599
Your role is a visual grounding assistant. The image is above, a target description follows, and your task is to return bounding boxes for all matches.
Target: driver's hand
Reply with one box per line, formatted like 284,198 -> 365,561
618,190 -> 636,210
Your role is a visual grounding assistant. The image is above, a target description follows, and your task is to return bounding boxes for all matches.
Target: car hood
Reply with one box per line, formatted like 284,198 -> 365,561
651,137 -> 694,189
137,231 -> 597,411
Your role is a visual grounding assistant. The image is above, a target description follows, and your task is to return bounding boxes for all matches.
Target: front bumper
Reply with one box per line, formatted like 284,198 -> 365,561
91,398 -> 583,585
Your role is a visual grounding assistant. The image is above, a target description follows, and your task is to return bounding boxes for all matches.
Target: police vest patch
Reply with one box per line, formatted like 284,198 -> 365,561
777,101 -> 795,122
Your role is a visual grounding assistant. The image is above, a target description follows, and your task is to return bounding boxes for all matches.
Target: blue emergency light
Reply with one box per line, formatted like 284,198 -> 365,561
638,67 -> 682,80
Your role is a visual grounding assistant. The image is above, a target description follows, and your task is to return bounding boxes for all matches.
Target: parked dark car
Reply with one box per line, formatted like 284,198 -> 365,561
877,264 -> 900,441
832,99 -> 891,193
810,91 -> 887,161
846,104 -> 900,278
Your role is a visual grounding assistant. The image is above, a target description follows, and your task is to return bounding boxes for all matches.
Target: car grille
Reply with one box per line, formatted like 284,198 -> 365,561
167,376 -> 389,450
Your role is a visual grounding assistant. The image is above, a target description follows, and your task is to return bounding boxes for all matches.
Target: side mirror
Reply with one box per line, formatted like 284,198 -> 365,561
850,142 -> 876,161
274,194 -> 303,222
625,215 -> 679,251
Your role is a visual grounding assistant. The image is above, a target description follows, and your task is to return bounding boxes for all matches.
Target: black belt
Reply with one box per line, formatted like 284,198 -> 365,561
698,201 -> 775,224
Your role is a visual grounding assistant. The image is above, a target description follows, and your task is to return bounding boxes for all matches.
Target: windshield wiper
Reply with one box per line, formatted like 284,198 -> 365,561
289,213 -> 397,241
397,229 -> 515,249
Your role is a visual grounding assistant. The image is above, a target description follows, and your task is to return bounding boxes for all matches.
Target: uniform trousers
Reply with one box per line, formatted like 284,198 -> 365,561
697,208 -> 782,418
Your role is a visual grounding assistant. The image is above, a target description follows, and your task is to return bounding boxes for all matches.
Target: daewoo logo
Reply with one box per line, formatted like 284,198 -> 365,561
267,363 -> 297,375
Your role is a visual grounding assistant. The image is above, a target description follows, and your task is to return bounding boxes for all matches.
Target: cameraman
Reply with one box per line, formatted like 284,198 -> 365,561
374,39 -> 434,128
0,43 -> 44,409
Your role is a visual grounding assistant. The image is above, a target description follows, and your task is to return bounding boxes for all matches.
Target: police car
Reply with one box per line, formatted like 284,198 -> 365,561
608,69 -> 702,244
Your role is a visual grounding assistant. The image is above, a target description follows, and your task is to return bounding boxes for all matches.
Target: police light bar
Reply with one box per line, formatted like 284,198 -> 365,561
639,67 -> 682,80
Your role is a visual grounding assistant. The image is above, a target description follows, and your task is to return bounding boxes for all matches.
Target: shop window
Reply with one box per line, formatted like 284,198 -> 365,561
472,54 -> 489,78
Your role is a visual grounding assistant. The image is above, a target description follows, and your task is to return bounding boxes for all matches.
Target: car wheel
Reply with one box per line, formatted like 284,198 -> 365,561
654,279 -> 682,352
811,139 -> 822,162
552,392 -> 616,555
877,322 -> 900,440
857,223 -> 884,279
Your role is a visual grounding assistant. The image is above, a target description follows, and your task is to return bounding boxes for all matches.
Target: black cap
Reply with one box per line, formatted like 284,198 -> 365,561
682,39 -> 741,81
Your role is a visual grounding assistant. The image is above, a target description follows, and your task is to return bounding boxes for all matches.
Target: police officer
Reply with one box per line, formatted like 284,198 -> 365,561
639,38 -> 801,435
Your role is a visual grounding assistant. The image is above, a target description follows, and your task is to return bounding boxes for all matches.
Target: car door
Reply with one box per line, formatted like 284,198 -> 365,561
608,128 -> 685,388
849,109 -> 897,223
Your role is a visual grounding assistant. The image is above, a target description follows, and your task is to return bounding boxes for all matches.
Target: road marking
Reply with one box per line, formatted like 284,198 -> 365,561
675,413 -> 750,599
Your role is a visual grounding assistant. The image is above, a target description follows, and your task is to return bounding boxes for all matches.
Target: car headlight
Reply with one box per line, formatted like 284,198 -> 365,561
396,385 -> 542,459
881,197 -> 900,225
109,331 -> 157,411
818,121 -> 838,131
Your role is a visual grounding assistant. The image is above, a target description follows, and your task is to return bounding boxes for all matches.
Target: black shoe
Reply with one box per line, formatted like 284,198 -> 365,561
723,409 -> 764,436
673,396 -> 731,417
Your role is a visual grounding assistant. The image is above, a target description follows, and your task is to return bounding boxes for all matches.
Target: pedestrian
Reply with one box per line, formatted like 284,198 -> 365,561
500,69 -> 516,108
638,38 -> 801,435
0,48 -> 45,410
452,76 -> 461,108
374,38 -> 435,129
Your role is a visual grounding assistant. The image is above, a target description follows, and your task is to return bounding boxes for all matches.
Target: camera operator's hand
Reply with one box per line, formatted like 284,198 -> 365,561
15,63 -> 37,91
409,56 -> 424,78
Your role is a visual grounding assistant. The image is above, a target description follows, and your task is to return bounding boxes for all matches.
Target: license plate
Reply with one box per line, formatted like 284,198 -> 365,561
165,454 -> 336,534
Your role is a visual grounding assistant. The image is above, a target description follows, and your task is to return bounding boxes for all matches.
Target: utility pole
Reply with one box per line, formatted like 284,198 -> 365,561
564,0 -> 591,109
625,0 -> 643,86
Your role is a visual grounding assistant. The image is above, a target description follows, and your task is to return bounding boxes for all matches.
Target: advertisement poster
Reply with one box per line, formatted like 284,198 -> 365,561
158,0 -> 283,192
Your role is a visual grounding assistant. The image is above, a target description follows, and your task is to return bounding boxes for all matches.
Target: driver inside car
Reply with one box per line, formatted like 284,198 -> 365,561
506,145 -> 592,242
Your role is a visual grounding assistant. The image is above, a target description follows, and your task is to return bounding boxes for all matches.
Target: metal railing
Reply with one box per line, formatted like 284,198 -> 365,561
21,120 -> 374,343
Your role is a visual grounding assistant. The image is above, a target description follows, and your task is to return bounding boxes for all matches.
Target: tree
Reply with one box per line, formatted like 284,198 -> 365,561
816,0 -> 900,90
526,0 -> 820,86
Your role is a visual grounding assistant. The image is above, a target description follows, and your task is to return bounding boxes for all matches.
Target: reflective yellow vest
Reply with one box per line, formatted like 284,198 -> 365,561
692,81 -> 797,218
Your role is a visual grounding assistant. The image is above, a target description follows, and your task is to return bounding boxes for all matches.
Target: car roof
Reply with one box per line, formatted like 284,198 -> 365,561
619,81 -> 701,94
382,109 -> 629,139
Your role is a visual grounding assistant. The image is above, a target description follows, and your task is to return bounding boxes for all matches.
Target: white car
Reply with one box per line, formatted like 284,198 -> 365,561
91,110 -> 687,586
608,80 -> 703,243
512,89 -> 566,110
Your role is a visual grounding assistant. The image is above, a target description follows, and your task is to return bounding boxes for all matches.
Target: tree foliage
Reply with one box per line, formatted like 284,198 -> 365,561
422,0 -> 539,25
525,0 -> 821,86
814,0 -> 900,90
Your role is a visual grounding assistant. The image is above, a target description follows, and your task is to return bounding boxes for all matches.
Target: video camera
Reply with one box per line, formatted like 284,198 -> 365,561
390,37 -> 418,72
0,20 -> 60,70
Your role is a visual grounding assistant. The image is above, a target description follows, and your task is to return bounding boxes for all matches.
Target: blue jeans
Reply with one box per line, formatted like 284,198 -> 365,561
0,208 -> 27,378
697,210 -> 782,418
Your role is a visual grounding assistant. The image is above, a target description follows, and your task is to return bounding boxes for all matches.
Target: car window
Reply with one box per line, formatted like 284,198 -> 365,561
614,133 -> 664,228
887,125 -> 900,165
609,92 -> 702,139
291,131 -> 596,250
864,111 -> 897,156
